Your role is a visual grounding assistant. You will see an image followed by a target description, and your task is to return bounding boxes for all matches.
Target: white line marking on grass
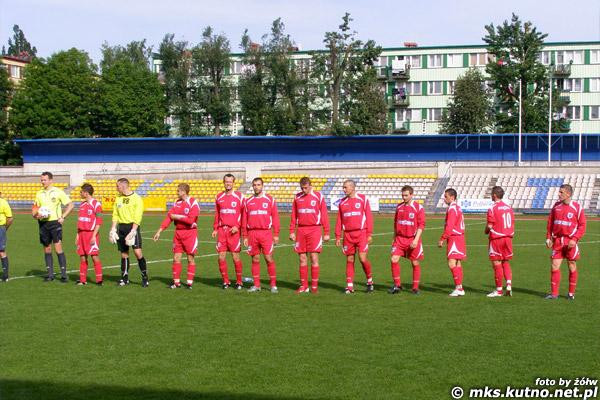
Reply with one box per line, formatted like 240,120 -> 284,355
9,244 -> 295,281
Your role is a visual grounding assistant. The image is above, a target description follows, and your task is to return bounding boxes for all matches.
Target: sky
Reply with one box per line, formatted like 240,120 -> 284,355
2,0 -> 599,63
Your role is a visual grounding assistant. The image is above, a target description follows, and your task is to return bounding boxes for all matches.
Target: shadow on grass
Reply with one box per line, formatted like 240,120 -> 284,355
0,379 -> 327,400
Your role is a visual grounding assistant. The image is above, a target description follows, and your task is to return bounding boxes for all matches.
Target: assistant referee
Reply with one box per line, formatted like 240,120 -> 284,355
110,178 -> 149,287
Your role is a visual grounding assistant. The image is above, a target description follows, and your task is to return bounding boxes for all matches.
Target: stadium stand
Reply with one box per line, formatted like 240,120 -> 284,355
0,182 -> 68,208
437,173 -> 598,211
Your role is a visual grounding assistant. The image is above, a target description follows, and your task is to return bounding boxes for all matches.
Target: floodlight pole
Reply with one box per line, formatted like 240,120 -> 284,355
518,79 -> 522,165
548,76 -> 552,165
578,94 -> 583,164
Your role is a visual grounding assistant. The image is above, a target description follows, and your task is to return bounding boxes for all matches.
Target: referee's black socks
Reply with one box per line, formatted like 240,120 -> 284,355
1,256 -> 8,280
57,252 -> 67,279
121,258 -> 130,281
137,257 -> 148,278
45,253 -> 54,278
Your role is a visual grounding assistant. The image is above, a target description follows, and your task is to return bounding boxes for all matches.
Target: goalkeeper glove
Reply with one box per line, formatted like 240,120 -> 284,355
125,230 -> 137,246
109,228 -> 119,244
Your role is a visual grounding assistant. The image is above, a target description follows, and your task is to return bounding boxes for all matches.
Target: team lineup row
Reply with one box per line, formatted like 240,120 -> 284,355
0,172 -> 587,299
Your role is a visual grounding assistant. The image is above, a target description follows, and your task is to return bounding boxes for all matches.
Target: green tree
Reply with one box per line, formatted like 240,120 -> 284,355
238,31 -> 271,135
10,48 -> 97,138
4,24 -> 37,57
100,40 -> 152,71
95,41 -> 166,137
192,27 -> 232,136
0,67 -> 20,164
158,34 -> 193,135
340,66 -> 387,135
311,13 -> 382,134
440,68 -> 493,134
484,13 -> 566,133
238,19 -> 313,135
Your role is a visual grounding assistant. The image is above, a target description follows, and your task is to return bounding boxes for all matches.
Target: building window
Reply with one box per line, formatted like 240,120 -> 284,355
557,78 -> 582,92
408,55 -> 421,68
410,109 -> 422,121
538,51 -> 551,65
448,81 -> 456,94
469,53 -> 488,67
591,106 -> 600,120
9,65 -> 20,79
590,78 -> 600,92
447,54 -> 462,68
556,50 -> 583,65
396,109 -> 410,122
428,81 -> 442,95
375,56 -> 387,67
428,108 -> 443,121
399,81 -> 421,95
591,50 -> 600,64
428,54 -> 442,68
563,106 -> 581,120
230,61 -> 243,74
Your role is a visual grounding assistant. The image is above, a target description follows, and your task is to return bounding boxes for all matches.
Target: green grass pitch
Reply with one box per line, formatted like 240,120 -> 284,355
0,213 -> 598,399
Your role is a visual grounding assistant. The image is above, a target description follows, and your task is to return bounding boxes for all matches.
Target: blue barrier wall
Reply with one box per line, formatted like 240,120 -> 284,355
15,134 -> 600,163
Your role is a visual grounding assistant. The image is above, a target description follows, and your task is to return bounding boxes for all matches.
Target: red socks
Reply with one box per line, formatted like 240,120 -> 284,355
493,264 -> 504,291
551,269 -> 561,296
218,260 -> 230,285
502,261 -> 512,283
93,260 -> 102,283
451,266 -> 463,288
346,261 -> 355,288
172,262 -> 182,284
360,260 -> 373,284
187,263 -> 196,285
79,261 -> 88,283
568,269 -> 578,295
234,260 -> 243,285
267,262 -> 277,287
251,261 -> 261,287
412,265 -> 421,290
310,265 -> 319,290
299,265 -> 308,288
391,261 -> 401,287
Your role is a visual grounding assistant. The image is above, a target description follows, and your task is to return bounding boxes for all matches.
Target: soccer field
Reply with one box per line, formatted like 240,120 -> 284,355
1,213 -> 598,400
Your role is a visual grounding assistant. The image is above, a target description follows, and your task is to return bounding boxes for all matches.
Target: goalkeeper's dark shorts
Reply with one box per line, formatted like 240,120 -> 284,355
117,223 -> 142,252
38,220 -> 62,246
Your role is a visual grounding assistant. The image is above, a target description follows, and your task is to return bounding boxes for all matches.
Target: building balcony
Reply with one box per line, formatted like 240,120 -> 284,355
390,65 -> 410,80
551,64 -> 571,77
389,94 -> 410,107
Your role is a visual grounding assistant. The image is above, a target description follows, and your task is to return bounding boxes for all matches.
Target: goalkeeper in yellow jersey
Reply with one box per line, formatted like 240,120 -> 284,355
110,178 -> 148,287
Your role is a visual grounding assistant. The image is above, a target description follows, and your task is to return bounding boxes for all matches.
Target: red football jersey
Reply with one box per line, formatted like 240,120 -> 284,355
487,200 -> 515,239
335,193 -> 373,239
77,198 -> 103,231
289,190 -> 330,235
546,200 -> 586,240
440,201 -> 464,240
241,193 -> 280,235
213,190 -> 244,229
160,197 -> 199,230
394,200 -> 425,238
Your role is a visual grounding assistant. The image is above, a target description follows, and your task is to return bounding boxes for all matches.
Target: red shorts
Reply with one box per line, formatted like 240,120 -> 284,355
488,237 -> 513,261
173,229 -> 198,255
247,230 -> 274,256
342,230 -> 369,256
76,231 -> 100,256
216,226 -> 241,253
294,226 -> 323,253
446,235 -> 467,260
551,237 -> 580,261
391,236 -> 424,261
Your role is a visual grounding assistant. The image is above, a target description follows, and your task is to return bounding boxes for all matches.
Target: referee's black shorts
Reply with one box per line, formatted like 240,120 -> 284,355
39,220 -> 62,246
117,223 -> 142,252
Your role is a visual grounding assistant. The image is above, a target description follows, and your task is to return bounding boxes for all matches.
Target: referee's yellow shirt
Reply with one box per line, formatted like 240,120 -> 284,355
34,187 -> 71,221
0,198 -> 13,225
112,192 -> 144,225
